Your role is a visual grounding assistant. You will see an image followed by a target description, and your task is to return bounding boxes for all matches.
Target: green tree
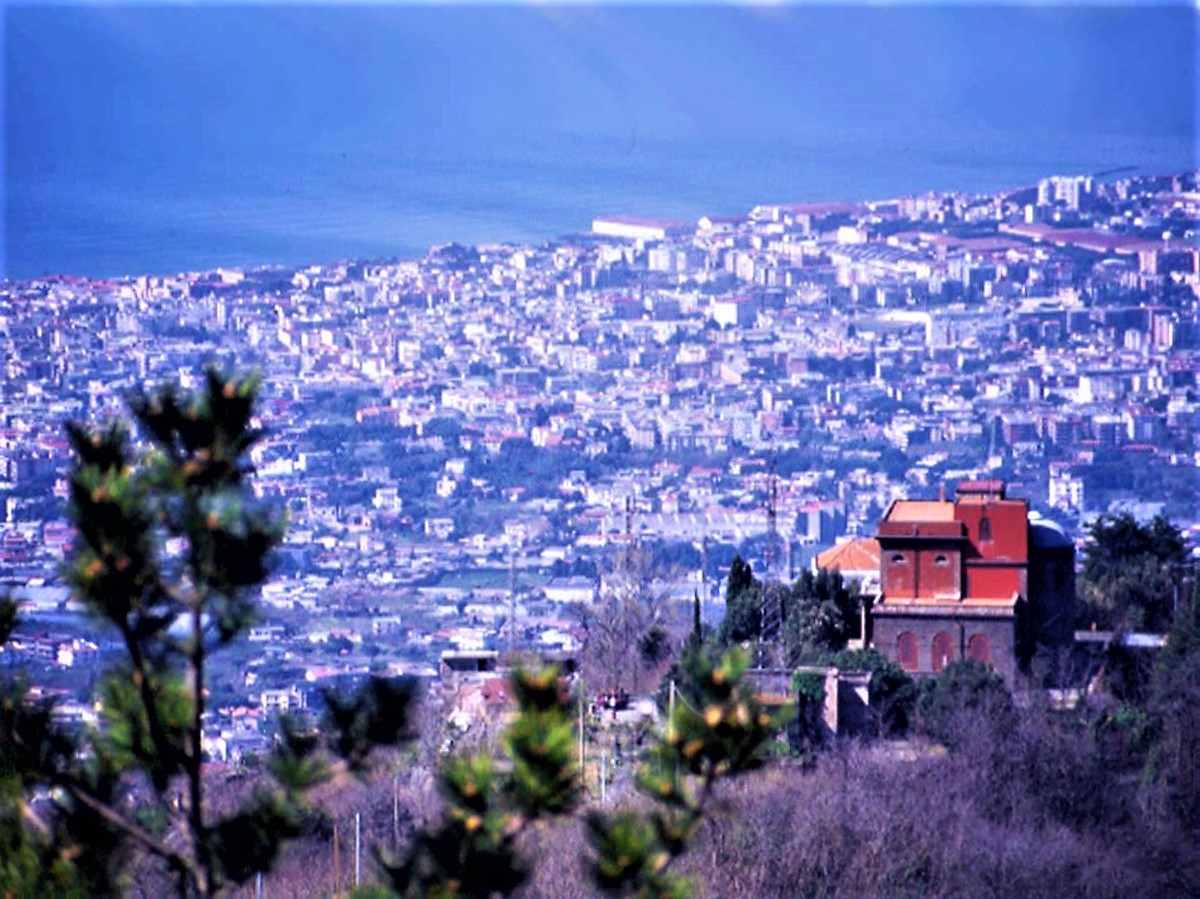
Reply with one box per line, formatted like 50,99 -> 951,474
717,555 -> 761,645
1082,514 -> 1189,581
638,627 -> 672,669
655,626 -> 709,717
0,609 -> 106,896
1078,513 -> 1190,631
3,372 -> 792,899
782,569 -> 864,663
918,660 -> 1013,750
373,667 -> 578,898
726,555 -> 755,601
586,647 -> 790,898
0,371 -> 417,897
1143,576 -> 1200,829
718,562 -> 863,662
359,646 -> 786,899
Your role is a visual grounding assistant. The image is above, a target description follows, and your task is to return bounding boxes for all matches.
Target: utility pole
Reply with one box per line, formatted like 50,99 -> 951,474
765,463 -> 779,578
355,812 -> 362,888
507,544 -> 518,655
393,773 -> 400,851
669,679 -> 679,789
600,751 -> 607,805
761,457 -> 784,653
333,821 -> 341,896
578,675 -> 586,773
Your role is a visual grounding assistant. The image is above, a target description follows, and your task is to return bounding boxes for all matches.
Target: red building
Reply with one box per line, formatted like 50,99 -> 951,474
871,481 -> 1073,684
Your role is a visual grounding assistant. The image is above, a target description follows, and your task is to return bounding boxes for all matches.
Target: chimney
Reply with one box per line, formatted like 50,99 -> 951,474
938,483 -> 946,502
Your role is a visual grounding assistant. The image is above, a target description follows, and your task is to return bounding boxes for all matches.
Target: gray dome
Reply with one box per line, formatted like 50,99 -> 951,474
1029,520 -> 1073,549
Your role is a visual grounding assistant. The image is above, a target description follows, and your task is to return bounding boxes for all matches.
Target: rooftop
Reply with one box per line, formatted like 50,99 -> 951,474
815,537 -> 881,572
886,500 -> 955,523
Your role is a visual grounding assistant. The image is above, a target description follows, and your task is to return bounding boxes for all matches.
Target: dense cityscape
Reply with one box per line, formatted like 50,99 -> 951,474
2,168 -> 1198,763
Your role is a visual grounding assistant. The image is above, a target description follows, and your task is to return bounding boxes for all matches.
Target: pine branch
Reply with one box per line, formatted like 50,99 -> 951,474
115,613 -> 182,773
60,779 -> 192,880
187,597 -> 211,896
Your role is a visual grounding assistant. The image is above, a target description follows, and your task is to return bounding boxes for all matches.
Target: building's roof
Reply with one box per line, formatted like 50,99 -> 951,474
886,500 -> 955,522
1029,520 -> 1073,549
815,538 -> 881,573
875,594 -> 1019,617
593,215 -> 686,229
1000,222 -> 1172,255
773,201 -> 860,216
955,479 -> 1007,499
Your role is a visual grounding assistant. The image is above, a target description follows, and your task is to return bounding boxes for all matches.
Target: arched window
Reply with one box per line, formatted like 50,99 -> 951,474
979,517 -> 992,542
934,554 -> 949,566
890,553 -> 907,564
967,633 -> 992,665
897,632 -> 919,671
932,632 -> 956,672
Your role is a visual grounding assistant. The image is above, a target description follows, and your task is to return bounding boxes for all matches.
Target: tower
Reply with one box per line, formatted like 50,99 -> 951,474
764,462 -> 779,578
761,460 -> 785,647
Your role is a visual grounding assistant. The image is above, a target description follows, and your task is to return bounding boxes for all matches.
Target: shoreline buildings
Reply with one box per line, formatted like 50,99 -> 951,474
0,168 -> 1196,713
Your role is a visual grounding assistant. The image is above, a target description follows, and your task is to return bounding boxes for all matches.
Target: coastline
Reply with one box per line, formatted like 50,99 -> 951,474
7,164 -> 1194,286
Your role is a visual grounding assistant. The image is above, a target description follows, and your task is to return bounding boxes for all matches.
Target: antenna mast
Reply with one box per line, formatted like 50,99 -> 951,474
761,456 -> 785,654
765,457 -> 779,578
507,544 -> 518,655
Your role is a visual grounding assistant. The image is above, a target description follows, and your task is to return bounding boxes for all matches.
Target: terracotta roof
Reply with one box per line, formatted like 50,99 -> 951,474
816,538 -> 881,573
886,500 -> 955,522
999,222 -> 1169,255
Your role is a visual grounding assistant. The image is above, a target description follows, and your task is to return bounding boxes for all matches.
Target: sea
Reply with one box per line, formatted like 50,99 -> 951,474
5,4 -> 1196,281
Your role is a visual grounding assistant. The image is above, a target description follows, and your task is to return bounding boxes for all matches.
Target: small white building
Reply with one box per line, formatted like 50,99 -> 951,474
1048,466 -> 1085,513
711,295 -> 758,328
259,686 -> 306,715
592,216 -> 691,242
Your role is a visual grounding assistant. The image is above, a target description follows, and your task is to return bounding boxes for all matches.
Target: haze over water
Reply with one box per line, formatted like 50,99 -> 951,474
6,5 -> 1196,280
